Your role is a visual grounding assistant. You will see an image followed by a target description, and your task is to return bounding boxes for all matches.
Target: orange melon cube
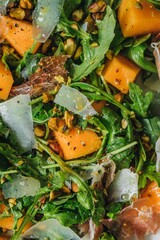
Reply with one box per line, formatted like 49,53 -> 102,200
0,16 -> 40,56
54,128 -> 102,160
118,0 -> 160,37
0,60 -> 14,100
0,204 -> 32,232
102,55 -> 141,94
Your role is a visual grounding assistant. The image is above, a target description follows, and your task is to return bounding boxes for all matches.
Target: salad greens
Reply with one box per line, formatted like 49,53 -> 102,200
0,0 -> 160,240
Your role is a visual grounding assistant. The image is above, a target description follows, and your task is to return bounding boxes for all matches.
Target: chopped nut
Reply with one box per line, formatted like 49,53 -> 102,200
49,191 -> 60,201
114,92 -> 123,102
74,46 -> 82,60
71,23 -> 79,31
121,119 -> 128,129
34,126 -> 45,137
88,1 -> 106,13
64,38 -> 77,56
72,8 -> 84,22
64,111 -> 74,129
61,186 -> 70,194
41,39 -> 52,54
42,92 -> 53,103
48,118 -> 58,131
84,15 -> 95,33
20,0 -> 33,9
72,182 -> 79,192
8,198 -> 16,208
9,7 -> 26,20
106,49 -> 114,60
90,42 -> 99,48
92,12 -> 104,20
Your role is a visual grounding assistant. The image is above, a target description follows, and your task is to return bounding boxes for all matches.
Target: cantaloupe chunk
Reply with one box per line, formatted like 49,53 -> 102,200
0,204 -> 32,232
54,128 -> 102,160
0,16 -> 40,56
102,55 -> 141,94
92,100 -> 106,114
0,60 -> 14,100
118,0 -> 160,37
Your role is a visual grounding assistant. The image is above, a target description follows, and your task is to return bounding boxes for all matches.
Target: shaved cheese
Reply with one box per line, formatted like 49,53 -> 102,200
151,42 -> 160,79
22,219 -> 81,240
0,0 -> 9,14
108,169 -> 138,202
54,85 -> 97,118
32,0 -> 65,43
155,137 -> 160,172
0,94 -> 36,151
2,174 -> 40,199
145,230 -> 160,240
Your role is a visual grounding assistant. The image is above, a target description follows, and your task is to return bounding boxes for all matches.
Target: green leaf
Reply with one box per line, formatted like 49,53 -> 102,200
72,6 -> 116,81
128,83 -> 153,118
142,117 -> 160,146
16,52 -> 43,79
125,43 -> 157,73
102,107 -> 122,136
135,139 -> 146,173
107,137 -> 134,169
106,202 -> 125,220
43,197 -> 90,226
99,232 -> 116,240
138,162 -> 160,189
92,191 -> 105,225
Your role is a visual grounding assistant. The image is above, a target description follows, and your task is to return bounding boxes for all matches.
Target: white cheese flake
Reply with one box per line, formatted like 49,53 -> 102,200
0,94 -> 36,151
32,0 -> 65,43
54,85 -> 97,118
108,168 -> 139,202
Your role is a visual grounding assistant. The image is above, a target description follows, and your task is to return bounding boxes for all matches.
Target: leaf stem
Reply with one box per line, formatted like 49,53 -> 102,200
37,139 -> 94,211
103,141 -> 138,159
30,89 -> 58,105
0,170 -> 18,175
11,195 -> 40,240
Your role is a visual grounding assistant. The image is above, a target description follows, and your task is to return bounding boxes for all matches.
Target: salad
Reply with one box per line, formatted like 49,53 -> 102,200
0,0 -> 160,239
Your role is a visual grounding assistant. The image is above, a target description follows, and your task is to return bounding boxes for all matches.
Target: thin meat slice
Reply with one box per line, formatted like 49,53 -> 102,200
10,55 -> 69,97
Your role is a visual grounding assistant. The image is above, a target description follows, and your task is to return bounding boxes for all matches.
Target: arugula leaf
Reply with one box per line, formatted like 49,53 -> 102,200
16,52 -> 43,79
43,197 -> 90,226
107,137 -> 134,169
101,107 -> 134,169
138,162 -> 160,189
142,117 -> 160,146
99,232 -> 116,240
92,191 -> 105,225
106,202 -> 125,220
125,43 -> 157,73
135,139 -> 146,173
102,107 -> 122,137
128,83 -> 153,118
32,102 -> 54,124
72,6 -> 116,81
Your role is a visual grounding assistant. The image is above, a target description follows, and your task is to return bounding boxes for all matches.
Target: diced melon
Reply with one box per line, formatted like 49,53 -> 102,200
118,0 -> 160,37
54,128 -> 102,160
0,16 -> 40,56
102,55 -> 141,94
0,60 -> 14,100
0,204 -> 32,232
